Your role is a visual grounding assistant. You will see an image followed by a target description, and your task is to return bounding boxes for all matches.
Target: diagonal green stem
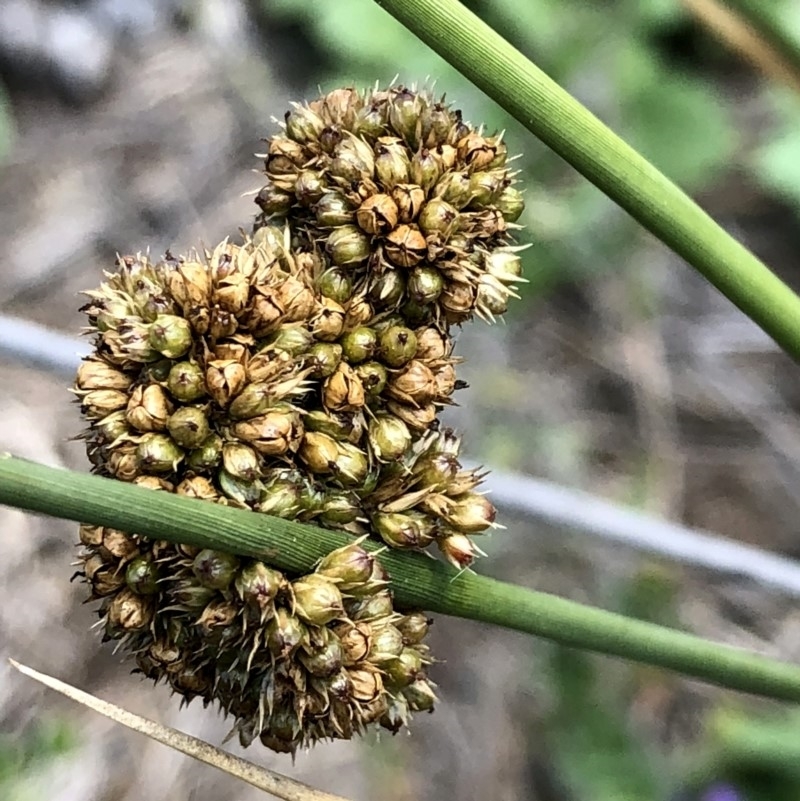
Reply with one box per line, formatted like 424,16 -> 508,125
3,453 -> 800,703
371,0 -> 800,361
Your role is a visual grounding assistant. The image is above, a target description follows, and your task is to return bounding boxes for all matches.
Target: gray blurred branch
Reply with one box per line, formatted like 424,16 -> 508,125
4,313 -> 800,597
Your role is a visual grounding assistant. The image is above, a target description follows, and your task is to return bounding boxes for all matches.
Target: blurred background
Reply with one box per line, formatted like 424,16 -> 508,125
4,0 -> 800,799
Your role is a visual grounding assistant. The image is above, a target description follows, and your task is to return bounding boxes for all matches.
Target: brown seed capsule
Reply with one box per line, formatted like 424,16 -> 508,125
126,384 -> 172,432
76,359 -> 132,391
168,260 -> 211,310
246,288 -> 284,336
206,359 -> 247,407
443,492 -> 497,533
349,666 -> 385,703
94,410 -> 130,443
476,274 -> 511,318
349,589 -> 394,621
166,406 -> 210,449
222,442 -> 261,481
387,360 -> 438,406
100,528 -> 139,561
438,532 -> 478,569
368,415 -> 411,461
79,524 -> 105,547
192,548 -> 240,590
214,271 -> 250,314
83,554 -> 125,596
335,622 -> 372,665
81,389 -> 129,418
323,362 -> 366,412
232,407 -> 303,456
107,446 -> 141,481
384,224 -> 427,268
276,275 -> 316,322
375,137 -> 411,187
292,574 -> 344,625
373,511 -> 434,549
386,400 -> 437,431
176,475 -> 219,501
107,587 -> 153,632
414,326 -> 451,360
355,194 -> 399,235
309,299 -> 346,342
457,131 -> 497,171
136,433 -> 183,473
440,280 -> 477,322
434,362 -> 457,400
326,225 -> 370,266
391,183 -> 426,223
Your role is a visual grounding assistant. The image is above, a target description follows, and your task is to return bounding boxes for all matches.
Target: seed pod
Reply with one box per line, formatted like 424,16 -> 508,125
372,511 -> 434,549
94,410 -> 130,443
367,624 -> 405,664
317,268 -> 354,304
76,359 -> 132,391
418,198 -> 458,238
355,194 -> 399,235
83,554 -> 126,596
228,382 -> 272,420
387,360 -> 438,406
285,104 -> 325,143
476,274 -> 511,319
440,280 -> 477,322
171,578 -> 217,611
326,225 -> 370,266
258,473 -> 302,518
323,362 -> 366,411
368,268 -> 406,308
384,647 -> 423,688
403,678 -> 436,712
197,599 -> 238,640
166,406 -> 210,449
386,400 -> 437,431
186,433 -> 223,470
267,607 -> 308,657
146,314 -> 192,359
414,326 -> 451,360
340,326 -> 377,364
166,361 -> 206,402
438,532 -> 478,569
334,442 -> 369,486
276,275 -> 316,322
219,468 -> 263,506
80,389 -> 129,418
378,325 -> 417,368
375,138 -> 411,187
232,408 -> 302,456
335,622 -> 372,665
236,561 -> 285,617
126,384 -> 172,432
315,192 -> 354,228
349,589 -> 394,621
125,556 -> 160,595
300,635 -> 344,678
256,184 -> 293,215
390,183 -> 426,223
292,574 -> 344,625
496,185 -> 524,221
319,493 -> 362,526
107,587 -> 153,632
192,549 -> 240,590
457,131 -> 497,171
384,224 -> 426,268
317,542 -> 374,588
348,666 -> 385,703
468,170 -> 506,208
176,475 -> 219,501
433,170 -> 472,209
222,442 -> 261,481
484,249 -> 523,281
299,431 -> 338,474
443,492 -> 496,533
136,433 -> 183,473
309,299 -> 346,342
355,361 -> 388,397
368,415 -> 411,461
407,266 -> 444,304
206,359 -> 247,407
167,260 -> 211,310
108,446 -> 141,481
396,612 -> 431,645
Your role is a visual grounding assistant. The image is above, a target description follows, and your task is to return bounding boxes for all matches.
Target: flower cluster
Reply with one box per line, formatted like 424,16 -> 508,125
73,83 -> 524,753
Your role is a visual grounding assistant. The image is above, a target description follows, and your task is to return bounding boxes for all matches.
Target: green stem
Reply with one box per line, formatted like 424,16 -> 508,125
723,0 -> 800,78
371,0 -> 800,361
3,453 -> 800,702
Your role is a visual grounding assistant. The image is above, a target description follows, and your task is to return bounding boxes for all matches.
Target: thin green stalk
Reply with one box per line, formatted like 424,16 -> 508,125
3,453 -> 800,703
723,0 -> 800,78
372,0 -> 800,362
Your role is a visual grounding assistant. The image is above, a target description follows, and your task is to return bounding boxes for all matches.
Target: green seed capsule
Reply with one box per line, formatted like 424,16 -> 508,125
368,415 -> 411,461
378,326 -> 417,368
192,549 -> 240,590
349,589 -> 394,621
334,442 -> 369,486
267,324 -> 315,356
317,542 -> 374,587
375,140 -> 411,187
256,184 -> 293,216
315,191 -> 355,228
367,624 -> 405,664
235,561 -> 285,617
218,468 -> 263,506
267,607 -> 307,657
496,185 -> 525,222
396,612 -> 431,645
285,104 -> 324,143
307,342 -> 343,378
167,361 -> 207,402
172,579 -> 217,611
369,269 -> 406,308
148,315 -> 192,359
295,169 -> 327,206
355,361 -> 388,397
319,493 -> 362,526
186,433 -> 223,470
468,170 -> 506,207
125,556 -> 160,595
407,266 -> 444,304
299,431 -> 339,474
326,225 -> 370,266
222,442 -> 260,481
403,678 -> 437,712
136,433 -> 183,473
373,511 -> 434,549
318,268 -> 354,304
433,171 -> 472,209
400,298 -> 433,326
418,198 -> 458,238
389,87 -> 426,145
340,326 -> 377,363
166,406 -> 210,449
384,647 -> 424,688
411,148 -> 443,191
292,574 -> 344,625
299,636 -> 345,678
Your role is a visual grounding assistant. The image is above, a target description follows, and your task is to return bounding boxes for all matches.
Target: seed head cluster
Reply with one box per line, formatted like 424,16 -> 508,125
73,84 -> 525,753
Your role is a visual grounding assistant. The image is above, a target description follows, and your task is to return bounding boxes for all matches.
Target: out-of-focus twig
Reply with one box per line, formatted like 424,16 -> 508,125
9,660 -> 351,801
683,0 -> 800,93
